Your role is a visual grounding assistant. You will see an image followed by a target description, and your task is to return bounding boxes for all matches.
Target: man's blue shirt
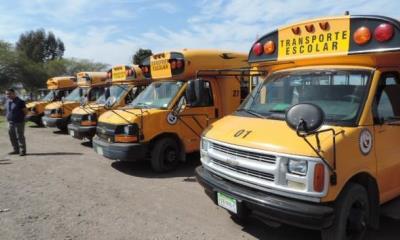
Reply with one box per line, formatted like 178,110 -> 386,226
6,97 -> 26,123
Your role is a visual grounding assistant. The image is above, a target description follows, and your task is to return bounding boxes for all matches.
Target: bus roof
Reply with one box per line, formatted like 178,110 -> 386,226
77,72 -> 108,87
140,49 -> 248,81
108,65 -> 148,85
248,15 -> 400,68
47,76 -> 77,90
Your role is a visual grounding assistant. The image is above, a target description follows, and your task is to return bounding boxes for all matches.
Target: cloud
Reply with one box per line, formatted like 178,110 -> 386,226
1,0 -> 400,66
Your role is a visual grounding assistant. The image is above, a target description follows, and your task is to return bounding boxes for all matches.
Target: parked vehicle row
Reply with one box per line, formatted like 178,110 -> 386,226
26,14 -> 400,240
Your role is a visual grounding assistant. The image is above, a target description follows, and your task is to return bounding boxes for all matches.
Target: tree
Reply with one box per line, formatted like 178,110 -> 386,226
132,48 -> 152,65
0,40 -> 19,90
16,29 -> 65,63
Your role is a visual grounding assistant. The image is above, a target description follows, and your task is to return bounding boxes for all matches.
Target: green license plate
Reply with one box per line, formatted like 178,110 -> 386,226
217,192 -> 237,214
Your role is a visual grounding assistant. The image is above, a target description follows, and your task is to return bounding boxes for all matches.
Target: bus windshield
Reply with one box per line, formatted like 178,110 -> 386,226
129,81 -> 184,109
96,85 -> 129,104
239,69 -> 372,125
41,90 -> 55,101
64,87 -> 85,101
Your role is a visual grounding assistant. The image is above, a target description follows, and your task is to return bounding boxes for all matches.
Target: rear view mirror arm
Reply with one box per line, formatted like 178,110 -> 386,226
297,122 -> 344,185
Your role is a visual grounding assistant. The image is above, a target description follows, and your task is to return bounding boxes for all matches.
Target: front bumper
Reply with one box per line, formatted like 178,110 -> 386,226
42,116 -> 69,129
195,166 -> 334,230
25,114 -> 42,124
67,123 -> 96,140
92,136 -> 148,161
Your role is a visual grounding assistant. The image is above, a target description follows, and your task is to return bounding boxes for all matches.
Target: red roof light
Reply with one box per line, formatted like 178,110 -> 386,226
252,42 -> 263,56
374,23 -> 394,42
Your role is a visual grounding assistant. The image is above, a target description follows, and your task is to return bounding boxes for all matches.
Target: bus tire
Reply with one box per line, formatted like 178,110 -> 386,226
321,183 -> 369,240
151,137 -> 180,172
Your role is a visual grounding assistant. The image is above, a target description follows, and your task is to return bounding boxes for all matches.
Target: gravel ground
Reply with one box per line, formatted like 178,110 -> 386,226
0,123 -> 399,240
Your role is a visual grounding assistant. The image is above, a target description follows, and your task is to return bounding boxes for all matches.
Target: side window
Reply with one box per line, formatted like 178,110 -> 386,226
88,87 -> 104,101
374,72 -> 400,123
190,81 -> 213,107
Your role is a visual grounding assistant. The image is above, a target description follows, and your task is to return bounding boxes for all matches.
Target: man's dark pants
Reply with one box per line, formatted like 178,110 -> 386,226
8,121 -> 26,154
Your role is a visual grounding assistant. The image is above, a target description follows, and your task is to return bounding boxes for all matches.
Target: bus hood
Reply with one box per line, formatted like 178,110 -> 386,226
72,103 -> 104,115
98,108 -> 166,125
45,101 -> 78,110
202,115 -> 356,160
26,101 -> 47,108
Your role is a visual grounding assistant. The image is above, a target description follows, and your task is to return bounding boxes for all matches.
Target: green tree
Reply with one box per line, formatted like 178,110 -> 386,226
132,48 -> 152,65
0,40 -> 19,90
16,29 -> 65,63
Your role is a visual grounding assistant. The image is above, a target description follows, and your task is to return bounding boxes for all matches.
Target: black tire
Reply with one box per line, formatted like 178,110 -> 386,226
150,138 -> 180,172
35,118 -> 44,127
321,183 -> 370,240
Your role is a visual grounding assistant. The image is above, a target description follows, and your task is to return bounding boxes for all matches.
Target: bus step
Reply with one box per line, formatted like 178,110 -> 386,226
381,197 -> 400,220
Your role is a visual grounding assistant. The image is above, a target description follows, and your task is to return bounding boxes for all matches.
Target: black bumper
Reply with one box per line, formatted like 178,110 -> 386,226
67,123 -> 96,140
42,116 -> 69,129
25,114 -> 42,124
92,136 -> 148,161
195,166 -> 334,230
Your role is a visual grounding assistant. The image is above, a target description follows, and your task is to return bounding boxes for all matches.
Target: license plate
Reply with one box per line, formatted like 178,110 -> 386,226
96,146 -> 104,156
217,192 -> 237,214
69,130 -> 75,136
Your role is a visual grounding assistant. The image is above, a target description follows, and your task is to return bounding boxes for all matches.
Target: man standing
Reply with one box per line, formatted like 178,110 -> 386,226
5,89 -> 27,156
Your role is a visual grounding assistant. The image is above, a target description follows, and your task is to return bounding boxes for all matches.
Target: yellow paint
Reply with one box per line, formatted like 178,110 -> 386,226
278,17 -> 350,60
150,53 -> 172,79
203,16 -> 400,206
112,66 -> 127,82
98,49 -> 249,154
45,72 -> 108,122
70,65 -> 149,130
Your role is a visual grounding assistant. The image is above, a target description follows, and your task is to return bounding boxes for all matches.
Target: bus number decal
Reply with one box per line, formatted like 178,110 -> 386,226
234,129 -> 252,138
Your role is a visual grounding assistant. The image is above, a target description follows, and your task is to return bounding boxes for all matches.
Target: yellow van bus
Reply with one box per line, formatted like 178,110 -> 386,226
25,76 -> 77,126
93,49 -> 251,172
43,72 -> 107,131
67,65 -> 150,140
196,15 -> 400,239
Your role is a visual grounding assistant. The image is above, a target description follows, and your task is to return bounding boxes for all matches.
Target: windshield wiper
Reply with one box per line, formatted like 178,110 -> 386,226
268,109 -> 286,113
132,103 -> 151,109
236,108 -> 265,119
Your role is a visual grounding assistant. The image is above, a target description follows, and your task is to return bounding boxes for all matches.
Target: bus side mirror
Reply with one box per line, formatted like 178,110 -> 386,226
285,103 -> 325,135
79,88 -> 83,97
185,81 -> 197,106
104,87 -> 110,100
173,96 -> 187,116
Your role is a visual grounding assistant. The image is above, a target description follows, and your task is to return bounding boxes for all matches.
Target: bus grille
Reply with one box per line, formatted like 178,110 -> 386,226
210,158 -> 274,181
210,143 -> 276,164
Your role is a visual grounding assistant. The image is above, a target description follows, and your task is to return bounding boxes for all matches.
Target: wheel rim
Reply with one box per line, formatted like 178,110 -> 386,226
345,199 -> 368,239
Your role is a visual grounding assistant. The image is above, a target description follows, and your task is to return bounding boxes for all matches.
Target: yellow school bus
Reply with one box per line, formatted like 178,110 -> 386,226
92,49 -> 252,172
196,15 -> 400,239
26,76 -> 77,126
67,65 -> 150,140
43,72 -> 108,131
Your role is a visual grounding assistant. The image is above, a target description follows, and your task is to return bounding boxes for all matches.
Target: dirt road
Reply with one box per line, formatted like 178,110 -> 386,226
0,124 -> 398,240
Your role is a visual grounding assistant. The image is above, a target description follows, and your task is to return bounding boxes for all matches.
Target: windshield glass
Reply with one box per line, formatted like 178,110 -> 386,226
64,87 -> 85,101
96,85 -> 129,104
41,90 -> 54,101
129,81 -> 184,109
239,69 -> 372,125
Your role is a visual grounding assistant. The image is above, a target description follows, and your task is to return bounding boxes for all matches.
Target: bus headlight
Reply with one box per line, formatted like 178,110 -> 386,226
114,124 -> 139,143
288,159 -> 308,176
201,138 -> 210,151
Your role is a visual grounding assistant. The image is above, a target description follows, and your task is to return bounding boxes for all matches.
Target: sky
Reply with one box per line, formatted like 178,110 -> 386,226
1,0 -> 399,66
